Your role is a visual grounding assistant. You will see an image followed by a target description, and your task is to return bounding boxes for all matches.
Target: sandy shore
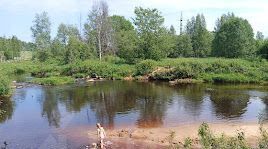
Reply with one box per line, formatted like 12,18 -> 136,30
59,122 -> 268,148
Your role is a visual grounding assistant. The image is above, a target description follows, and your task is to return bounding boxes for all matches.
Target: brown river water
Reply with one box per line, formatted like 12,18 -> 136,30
1,81 -> 268,148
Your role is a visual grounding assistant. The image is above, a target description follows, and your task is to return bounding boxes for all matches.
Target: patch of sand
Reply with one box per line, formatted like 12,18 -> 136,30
58,122 -> 268,148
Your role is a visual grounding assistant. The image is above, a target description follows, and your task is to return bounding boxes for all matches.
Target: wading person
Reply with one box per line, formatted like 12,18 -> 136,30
96,123 -> 106,149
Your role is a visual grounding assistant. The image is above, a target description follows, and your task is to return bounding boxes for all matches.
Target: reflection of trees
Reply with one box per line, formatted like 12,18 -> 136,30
136,97 -> 166,128
260,96 -> 268,121
57,81 -> 173,128
209,89 -> 249,119
39,81 -> 174,128
175,84 -> 205,117
134,82 -> 173,128
41,88 -> 61,128
0,97 -> 14,123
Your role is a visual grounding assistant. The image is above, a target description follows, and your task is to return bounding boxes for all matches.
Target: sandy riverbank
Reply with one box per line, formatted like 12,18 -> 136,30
57,122 -> 268,148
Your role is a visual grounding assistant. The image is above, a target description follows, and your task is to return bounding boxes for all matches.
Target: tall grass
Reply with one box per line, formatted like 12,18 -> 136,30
198,123 -> 250,149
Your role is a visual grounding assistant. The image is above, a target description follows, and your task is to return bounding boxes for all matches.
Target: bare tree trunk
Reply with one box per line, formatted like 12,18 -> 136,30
98,30 -> 102,61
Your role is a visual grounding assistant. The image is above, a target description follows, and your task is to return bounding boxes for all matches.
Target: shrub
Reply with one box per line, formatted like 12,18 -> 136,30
135,59 -> 156,75
0,77 -> 10,96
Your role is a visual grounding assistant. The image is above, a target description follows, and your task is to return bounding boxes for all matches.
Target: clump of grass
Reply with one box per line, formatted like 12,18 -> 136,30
183,137 -> 193,149
198,123 -> 250,149
259,124 -> 268,149
31,76 -> 74,85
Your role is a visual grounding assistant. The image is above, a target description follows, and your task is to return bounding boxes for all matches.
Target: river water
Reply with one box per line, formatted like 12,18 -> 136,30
1,81 -> 268,148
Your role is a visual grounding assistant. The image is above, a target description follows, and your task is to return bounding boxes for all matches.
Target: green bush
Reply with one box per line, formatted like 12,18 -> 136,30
62,60 -> 134,79
0,77 -> 10,96
135,59 -> 156,75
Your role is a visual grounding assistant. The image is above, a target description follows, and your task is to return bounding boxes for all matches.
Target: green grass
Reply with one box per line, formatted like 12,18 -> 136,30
1,58 -> 268,96
150,58 -> 268,83
31,76 -> 75,85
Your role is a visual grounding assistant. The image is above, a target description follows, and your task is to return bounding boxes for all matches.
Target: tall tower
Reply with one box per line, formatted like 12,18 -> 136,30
79,13 -> 82,36
180,12 -> 183,35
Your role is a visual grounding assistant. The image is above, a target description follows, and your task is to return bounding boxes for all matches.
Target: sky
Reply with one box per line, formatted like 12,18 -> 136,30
0,0 -> 267,42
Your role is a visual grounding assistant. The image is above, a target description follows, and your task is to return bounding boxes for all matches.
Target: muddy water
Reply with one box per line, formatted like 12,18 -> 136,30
1,81 -> 268,148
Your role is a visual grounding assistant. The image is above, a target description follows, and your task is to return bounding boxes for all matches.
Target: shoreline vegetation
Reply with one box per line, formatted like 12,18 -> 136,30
1,57 -> 268,96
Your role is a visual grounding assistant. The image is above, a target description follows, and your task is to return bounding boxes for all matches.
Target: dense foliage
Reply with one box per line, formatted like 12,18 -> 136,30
212,16 -> 255,58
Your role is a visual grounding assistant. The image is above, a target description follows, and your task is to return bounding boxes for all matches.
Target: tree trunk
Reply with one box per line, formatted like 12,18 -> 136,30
98,30 -> 102,61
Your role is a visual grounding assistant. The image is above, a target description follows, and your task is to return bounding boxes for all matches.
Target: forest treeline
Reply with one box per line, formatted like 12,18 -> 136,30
1,1 -> 268,97
0,1 -> 268,63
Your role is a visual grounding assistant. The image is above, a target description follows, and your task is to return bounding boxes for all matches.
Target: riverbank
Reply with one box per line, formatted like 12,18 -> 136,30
1,58 -> 268,96
77,122 -> 268,148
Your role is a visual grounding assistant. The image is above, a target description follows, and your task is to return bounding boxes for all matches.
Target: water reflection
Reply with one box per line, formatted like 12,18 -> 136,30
209,89 -> 249,119
260,96 -> 268,121
2,81 -> 268,129
41,88 -> 61,128
0,97 -> 14,123
175,85 -> 206,117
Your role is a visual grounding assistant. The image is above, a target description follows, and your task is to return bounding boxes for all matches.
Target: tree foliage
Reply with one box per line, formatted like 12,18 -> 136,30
212,16 -> 255,58
133,7 -> 175,60
64,37 -> 92,64
30,12 -> 51,50
110,15 -> 139,64
186,14 -> 212,57
84,1 -> 114,60
56,24 -> 80,45
169,34 -> 193,57
258,40 -> 268,59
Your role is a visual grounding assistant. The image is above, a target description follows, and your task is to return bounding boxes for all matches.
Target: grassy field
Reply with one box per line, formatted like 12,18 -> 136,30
1,58 -> 268,96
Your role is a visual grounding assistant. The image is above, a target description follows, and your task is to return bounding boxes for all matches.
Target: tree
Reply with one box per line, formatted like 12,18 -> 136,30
214,12 -> 235,32
56,24 -> 80,46
31,12 -> 51,62
169,25 -> 176,35
256,31 -> 265,51
9,36 -> 22,58
115,30 -> 139,63
84,1 -> 113,60
64,37 -> 92,64
256,31 -> 264,40
110,15 -> 139,63
50,39 -> 65,59
169,34 -> 193,57
186,14 -> 212,57
0,36 -> 22,60
212,17 -> 255,58
258,40 -> 268,59
110,15 -> 134,32
133,7 -> 175,60
31,12 -> 51,50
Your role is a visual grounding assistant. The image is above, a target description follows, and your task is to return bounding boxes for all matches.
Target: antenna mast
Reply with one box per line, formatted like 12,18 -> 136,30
180,12 -> 183,35
79,13 -> 82,36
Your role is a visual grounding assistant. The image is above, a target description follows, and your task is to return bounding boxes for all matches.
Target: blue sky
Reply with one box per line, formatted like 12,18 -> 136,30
0,0 -> 267,42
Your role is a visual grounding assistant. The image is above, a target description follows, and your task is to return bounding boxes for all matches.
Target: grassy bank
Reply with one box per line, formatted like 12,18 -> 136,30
0,61 -> 34,96
1,58 -> 268,96
151,58 -> 268,83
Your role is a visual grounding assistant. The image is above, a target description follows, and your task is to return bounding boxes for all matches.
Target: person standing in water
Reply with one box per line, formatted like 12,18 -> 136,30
96,123 -> 106,149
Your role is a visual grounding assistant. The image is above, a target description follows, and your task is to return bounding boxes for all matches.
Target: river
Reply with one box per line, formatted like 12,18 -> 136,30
0,81 -> 268,148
